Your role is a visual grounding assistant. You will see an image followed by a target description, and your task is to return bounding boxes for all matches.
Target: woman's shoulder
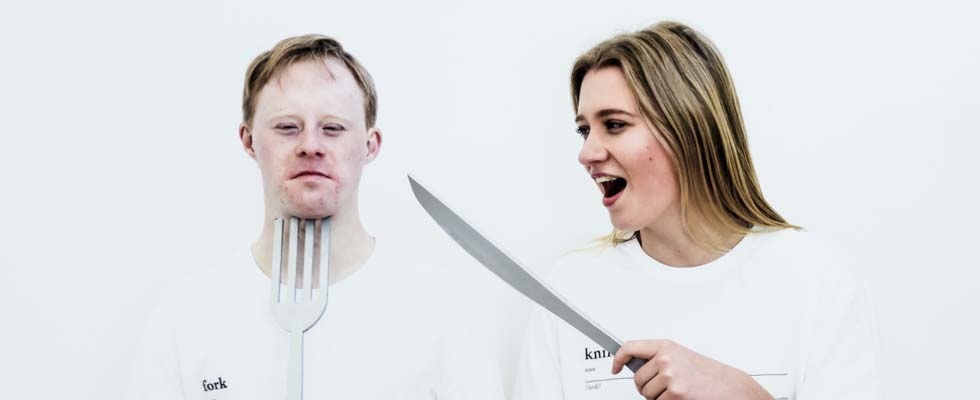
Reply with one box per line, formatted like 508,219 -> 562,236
746,228 -> 863,289
546,238 -> 638,288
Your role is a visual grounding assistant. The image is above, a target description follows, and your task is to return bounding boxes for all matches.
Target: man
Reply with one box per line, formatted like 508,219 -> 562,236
128,34 -> 502,399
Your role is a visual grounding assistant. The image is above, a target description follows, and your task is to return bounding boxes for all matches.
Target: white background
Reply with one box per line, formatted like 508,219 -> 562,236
1,0 -> 978,398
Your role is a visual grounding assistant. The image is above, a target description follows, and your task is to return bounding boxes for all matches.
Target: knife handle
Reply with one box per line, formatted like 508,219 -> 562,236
625,356 -> 648,373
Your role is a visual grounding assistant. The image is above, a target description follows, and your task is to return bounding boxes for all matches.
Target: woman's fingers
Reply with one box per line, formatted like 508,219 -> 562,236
612,339 -> 668,374
639,370 -> 670,400
623,339 -> 767,400
632,355 -> 660,393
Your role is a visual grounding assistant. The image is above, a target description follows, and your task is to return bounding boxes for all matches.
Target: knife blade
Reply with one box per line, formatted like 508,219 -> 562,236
408,174 -> 647,373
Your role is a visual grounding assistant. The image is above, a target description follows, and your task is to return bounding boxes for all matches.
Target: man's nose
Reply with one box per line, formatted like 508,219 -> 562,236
578,133 -> 607,167
296,127 -> 325,158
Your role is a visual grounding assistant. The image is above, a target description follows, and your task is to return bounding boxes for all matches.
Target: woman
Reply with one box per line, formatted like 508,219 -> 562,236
514,22 -> 879,399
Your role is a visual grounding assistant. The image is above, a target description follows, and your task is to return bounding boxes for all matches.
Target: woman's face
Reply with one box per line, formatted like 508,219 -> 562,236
575,66 -> 681,233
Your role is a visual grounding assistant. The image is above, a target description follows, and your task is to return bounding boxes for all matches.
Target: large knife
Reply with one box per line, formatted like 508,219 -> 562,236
408,174 -> 647,373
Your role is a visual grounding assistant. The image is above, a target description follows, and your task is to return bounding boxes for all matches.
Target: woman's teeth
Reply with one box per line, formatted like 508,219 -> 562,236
595,176 -> 627,198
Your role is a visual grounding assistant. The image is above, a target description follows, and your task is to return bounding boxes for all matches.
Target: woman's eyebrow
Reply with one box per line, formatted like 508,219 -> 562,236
575,108 -> 637,122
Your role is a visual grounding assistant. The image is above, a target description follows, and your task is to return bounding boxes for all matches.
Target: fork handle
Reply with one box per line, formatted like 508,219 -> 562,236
287,331 -> 303,400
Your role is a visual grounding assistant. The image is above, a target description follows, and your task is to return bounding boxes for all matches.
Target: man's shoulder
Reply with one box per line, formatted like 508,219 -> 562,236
370,233 -> 474,285
149,249 -> 259,323
364,235 -> 487,318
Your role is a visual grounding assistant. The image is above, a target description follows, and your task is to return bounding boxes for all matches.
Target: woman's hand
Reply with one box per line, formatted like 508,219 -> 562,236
611,340 -> 773,400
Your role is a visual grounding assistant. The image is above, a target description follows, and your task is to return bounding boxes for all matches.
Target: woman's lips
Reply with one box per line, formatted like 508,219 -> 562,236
592,173 -> 627,207
602,187 -> 623,207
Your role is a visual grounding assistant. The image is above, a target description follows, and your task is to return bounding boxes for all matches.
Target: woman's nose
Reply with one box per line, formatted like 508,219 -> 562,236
578,133 -> 607,167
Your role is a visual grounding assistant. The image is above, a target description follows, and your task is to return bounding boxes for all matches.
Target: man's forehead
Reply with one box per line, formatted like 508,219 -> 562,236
255,58 -> 365,118
270,57 -> 354,88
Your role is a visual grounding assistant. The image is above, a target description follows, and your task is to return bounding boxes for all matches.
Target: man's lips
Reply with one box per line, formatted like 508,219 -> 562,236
291,171 -> 332,179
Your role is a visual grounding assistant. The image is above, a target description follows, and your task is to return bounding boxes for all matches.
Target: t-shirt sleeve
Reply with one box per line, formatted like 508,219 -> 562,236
797,270 -> 881,400
125,301 -> 185,399
513,305 -> 565,400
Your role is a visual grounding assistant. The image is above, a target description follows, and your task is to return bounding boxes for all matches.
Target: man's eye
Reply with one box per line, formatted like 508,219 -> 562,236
323,124 -> 346,134
576,125 -> 590,138
276,124 -> 298,133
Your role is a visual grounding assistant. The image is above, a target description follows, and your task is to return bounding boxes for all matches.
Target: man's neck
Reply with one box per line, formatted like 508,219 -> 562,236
250,209 -> 375,286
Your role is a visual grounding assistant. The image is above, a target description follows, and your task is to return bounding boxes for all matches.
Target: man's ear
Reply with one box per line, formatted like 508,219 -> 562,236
240,122 -> 257,160
365,127 -> 382,164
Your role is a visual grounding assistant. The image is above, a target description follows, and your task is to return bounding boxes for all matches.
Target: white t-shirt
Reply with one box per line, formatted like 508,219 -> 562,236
513,229 -> 880,400
127,239 -> 503,399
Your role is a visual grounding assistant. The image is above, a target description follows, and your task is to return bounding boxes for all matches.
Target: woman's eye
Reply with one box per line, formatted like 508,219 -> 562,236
576,125 -> 590,138
605,120 -> 627,131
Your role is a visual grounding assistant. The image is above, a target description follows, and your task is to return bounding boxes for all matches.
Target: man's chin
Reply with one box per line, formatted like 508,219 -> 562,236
282,204 -> 337,220
288,210 -> 333,220
289,212 -> 332,219
276,190 -> 341,219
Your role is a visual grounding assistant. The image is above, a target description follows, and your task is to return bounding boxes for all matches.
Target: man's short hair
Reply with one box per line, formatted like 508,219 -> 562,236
242,34 -> 378,127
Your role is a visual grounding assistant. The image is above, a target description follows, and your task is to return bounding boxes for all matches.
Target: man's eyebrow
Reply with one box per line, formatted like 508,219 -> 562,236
267,111 -> 300,121
265,112 -> 353,124
319,113 -> 354,125
575,108 -> 637,123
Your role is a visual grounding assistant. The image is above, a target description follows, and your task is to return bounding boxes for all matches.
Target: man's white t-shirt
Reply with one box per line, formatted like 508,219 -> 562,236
127,239 -> 503,399
514,229 -> 880,400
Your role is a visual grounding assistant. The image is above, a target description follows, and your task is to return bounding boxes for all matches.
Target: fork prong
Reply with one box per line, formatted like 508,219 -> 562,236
287,217 -> 299,303
271,217 -> 284,304
318,218 -> 331,306
302,219 -> 315,302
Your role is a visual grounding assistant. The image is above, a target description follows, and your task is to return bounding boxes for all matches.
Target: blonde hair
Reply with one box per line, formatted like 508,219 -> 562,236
571,21 -> 799,251
242,34 -> 377,127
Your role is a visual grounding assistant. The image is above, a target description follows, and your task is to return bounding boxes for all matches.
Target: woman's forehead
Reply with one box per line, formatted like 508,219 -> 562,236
577,67 -> 638,117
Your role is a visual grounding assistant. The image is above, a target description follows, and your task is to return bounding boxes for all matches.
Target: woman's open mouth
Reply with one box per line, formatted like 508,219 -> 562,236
596,175 -> 627,206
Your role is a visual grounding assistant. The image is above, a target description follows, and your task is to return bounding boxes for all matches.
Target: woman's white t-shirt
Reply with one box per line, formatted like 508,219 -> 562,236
514,229 -> 880,400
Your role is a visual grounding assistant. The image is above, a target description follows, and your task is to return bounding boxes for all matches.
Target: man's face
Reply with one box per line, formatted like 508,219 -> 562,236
240,58 -> 380,219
